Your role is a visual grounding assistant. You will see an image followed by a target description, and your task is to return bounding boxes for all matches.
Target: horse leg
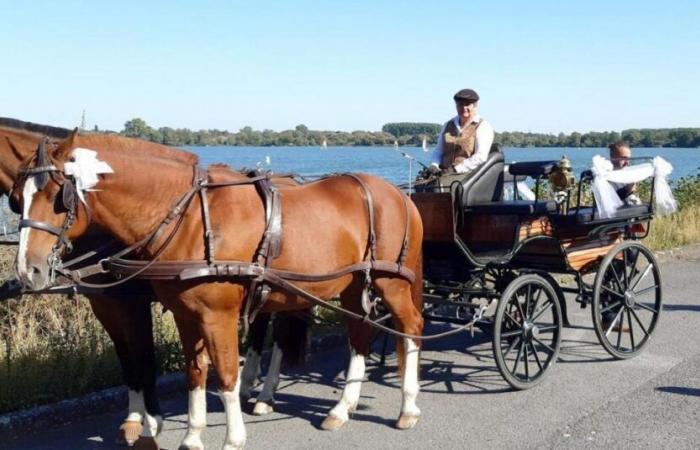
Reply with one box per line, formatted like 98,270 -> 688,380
239,312 -> 271,404
200,309 -> 246,450
373,277 -> 424,430
252,339 -> 282,415
174,316 -> 209,450
322,279 -> 369,431
87,293 -> 161,447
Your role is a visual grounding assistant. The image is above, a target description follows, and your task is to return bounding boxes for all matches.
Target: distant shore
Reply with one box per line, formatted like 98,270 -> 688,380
116,118 -> 700,149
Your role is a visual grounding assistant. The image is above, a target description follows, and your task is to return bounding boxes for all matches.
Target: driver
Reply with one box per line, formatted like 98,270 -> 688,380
427,88 -> 495,177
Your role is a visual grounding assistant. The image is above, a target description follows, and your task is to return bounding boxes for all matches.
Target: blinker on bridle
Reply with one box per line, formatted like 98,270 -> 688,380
16,137 -> 79,282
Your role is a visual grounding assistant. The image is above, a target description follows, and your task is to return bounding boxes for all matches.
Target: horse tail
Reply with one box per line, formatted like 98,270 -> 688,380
273,312 -> 310,367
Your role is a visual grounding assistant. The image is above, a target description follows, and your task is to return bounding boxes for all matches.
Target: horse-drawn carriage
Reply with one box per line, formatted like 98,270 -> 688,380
1,123 -> 669,448
407,146 -> 662,388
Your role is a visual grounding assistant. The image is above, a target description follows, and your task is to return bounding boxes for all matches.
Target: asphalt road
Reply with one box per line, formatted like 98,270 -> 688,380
4,245 -> 700,450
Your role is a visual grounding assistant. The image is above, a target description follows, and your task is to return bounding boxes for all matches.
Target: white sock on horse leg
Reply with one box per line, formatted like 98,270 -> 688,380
180,387 -> 207,448
220,374 -> 246,449
328,349 -> 366,421
401,339 -> 421,417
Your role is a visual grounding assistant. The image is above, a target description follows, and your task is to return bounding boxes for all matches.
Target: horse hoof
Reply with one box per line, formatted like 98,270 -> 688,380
320,415 -> 347,431
178,444 -> 203,450
133,436 -> 160,450
117,420 -> 143,446
395,413 -> 420,430
252,401 -> 274,416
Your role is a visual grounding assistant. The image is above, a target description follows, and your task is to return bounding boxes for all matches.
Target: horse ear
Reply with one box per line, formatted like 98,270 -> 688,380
55,128 -> 79,158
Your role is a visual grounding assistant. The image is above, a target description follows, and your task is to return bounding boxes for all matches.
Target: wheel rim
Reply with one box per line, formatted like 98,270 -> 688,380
593,242 -> 661,358
494,275 -> 561,388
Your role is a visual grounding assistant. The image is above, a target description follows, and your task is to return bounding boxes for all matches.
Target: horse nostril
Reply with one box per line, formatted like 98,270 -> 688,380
29,265 -> 48,290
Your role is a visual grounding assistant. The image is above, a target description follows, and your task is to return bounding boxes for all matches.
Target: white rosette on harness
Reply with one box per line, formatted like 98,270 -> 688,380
590,155 -> 677,219
63,148 -> 114,205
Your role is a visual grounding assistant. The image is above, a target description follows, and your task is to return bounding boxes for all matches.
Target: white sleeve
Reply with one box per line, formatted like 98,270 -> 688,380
430,123 -> 448,167
454,120 -> 494,173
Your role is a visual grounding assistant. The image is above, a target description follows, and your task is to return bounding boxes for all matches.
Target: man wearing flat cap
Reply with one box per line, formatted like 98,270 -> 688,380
428,88 -> 494,176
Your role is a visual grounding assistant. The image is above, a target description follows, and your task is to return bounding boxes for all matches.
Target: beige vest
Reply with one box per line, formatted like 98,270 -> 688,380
440,119 -> 480,169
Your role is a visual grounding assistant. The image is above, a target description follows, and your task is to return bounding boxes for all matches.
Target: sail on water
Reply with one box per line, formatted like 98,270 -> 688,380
422,137 -> 428,152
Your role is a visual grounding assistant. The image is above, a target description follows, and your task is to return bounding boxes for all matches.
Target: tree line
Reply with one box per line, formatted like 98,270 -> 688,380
117,118 -> 700,148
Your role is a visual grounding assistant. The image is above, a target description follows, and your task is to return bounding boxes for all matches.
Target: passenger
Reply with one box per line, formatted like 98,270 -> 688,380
608,141 -> 641,205
427,88 -> 495,179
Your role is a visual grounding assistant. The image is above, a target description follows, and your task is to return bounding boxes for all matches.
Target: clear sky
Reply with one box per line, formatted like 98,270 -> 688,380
1,0 -> 698,134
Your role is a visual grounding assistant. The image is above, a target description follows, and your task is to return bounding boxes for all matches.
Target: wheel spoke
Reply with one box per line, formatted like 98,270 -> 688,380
605,307 -> 624,337
630,309 -> 650,338
523,341 -> 530,380
616,309 -> 625,350
628,248 -> 641,280
525,284 -> 532,320
634,301 -> 659,314
623,250 -> 629,287
529,287 -> 543,319
634,284 -> 659,298
503,336 -> 521,358
601,300 -> 623,314
536,324 -> 559,333
531,300 -> 554,322
504,311 -> 521,328
530,342 -> 544,372
514,294 -> 526,327
630,263 -> 653,292
601,285 -> 625,300
512,340 -> 525,375
627,308 -> 636,351
609,262 -> 626,293
501,329 -> 522,338
533,337 -> 556,355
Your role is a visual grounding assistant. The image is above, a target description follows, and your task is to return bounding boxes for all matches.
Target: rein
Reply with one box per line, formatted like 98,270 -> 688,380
18,148 -> 471,341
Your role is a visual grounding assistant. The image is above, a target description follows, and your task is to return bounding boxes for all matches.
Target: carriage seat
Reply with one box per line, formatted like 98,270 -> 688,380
458,144 -> 505,207
467,200 -> 557,216
551,204 -> 652,226
507,160 -> 558,177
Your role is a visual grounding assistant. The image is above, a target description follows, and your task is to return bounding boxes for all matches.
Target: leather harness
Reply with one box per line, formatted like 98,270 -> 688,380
17,152 -> 416,329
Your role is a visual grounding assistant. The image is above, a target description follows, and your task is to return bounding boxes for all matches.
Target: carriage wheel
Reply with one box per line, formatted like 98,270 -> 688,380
592,241 -> 662,359
493,274 -> 562,390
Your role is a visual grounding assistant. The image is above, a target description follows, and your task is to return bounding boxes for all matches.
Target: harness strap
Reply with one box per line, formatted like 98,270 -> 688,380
196,167 -> 215,265
344,174 -> 377,261
18,219 -> 71,248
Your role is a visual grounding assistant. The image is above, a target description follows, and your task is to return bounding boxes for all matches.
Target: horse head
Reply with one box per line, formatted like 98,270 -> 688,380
14,130 -> 94,289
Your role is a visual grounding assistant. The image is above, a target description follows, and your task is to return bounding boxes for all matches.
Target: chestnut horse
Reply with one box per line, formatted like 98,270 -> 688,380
14,132 -> 424,449
0,122 -> 308,445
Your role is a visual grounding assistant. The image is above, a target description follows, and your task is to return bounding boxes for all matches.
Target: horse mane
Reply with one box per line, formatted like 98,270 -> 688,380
0,117 -> 72,139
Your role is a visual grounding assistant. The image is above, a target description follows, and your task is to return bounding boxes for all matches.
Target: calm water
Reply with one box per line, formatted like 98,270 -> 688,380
187,146 -> 700,185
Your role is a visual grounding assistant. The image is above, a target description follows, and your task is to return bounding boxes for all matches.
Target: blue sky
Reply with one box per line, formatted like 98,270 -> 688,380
1,0 -> 698,134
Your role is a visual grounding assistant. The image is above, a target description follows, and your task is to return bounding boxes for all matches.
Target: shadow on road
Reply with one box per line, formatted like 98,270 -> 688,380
656,386 -> 700,397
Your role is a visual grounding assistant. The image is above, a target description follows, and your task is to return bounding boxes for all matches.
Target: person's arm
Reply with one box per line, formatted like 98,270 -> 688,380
454,120 -> 494,173
430,123 -> 448,168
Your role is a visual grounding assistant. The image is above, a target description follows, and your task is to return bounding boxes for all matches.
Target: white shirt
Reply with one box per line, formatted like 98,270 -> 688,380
430,115 -> 495,173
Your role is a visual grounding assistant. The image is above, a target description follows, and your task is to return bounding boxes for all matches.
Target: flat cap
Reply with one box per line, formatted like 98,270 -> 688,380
453,88 -> 479,102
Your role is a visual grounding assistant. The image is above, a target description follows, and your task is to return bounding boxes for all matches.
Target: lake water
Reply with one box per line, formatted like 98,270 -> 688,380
187,146 -> 700,185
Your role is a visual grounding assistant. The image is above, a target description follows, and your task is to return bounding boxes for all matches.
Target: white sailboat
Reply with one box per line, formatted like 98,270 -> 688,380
321,139 -> 327,150
393,140 -> 398,149
422,137 -> 428,152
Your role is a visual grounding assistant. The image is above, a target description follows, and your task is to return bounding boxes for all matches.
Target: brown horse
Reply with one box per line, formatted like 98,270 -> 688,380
0,122 -> 165,444
1,122 -> 313,446
14,131 -> 424,449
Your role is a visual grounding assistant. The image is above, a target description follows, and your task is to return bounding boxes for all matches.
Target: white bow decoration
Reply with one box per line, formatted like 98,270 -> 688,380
63,148 -> 114,204
590,155 -> 677,219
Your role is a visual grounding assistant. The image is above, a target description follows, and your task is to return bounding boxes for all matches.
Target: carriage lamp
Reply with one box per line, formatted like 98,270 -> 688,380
549,155 -> 576,213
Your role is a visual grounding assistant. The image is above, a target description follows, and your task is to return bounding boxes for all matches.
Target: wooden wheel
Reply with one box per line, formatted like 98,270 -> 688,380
592,241 -> 662,359
493,274 -> 562,390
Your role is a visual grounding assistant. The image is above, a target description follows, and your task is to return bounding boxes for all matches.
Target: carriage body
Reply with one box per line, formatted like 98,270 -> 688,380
410,153 -> 662,389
